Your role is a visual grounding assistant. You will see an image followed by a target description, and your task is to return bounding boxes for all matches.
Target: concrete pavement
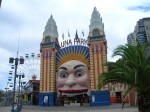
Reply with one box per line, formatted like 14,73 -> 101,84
0,103 -> 138,112
0,106 -> 11,112
21,103 -> 138,112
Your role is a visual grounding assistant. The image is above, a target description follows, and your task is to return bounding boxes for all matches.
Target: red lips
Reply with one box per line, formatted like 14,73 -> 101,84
59,89 -> 88,93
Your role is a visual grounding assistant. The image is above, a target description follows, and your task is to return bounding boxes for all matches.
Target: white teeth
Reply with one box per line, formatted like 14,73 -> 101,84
62,92 -> 87,96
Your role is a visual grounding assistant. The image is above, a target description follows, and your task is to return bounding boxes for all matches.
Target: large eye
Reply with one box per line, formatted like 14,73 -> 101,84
60,72 -> 68,78
75,71 -> 84,78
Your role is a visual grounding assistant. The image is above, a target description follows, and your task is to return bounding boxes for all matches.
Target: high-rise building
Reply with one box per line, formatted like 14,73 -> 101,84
127,32 -> 137,46
127,17 -> 150,45
127,17 -> 150,106
143,18 -> 150,42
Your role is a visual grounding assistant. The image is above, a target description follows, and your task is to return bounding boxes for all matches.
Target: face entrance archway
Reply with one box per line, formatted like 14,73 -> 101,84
56,60 -> 91,106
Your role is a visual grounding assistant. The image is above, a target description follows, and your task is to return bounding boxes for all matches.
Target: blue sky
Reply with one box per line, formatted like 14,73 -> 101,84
0,0 -> 150,90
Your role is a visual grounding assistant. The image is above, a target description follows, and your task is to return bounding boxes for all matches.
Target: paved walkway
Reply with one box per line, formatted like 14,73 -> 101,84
0,106 -> 12,112
0,103 -> 138,112
21,103 -> 138,112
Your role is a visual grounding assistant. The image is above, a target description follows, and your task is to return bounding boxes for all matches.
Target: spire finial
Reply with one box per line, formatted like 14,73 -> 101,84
50,15 -> 53,19
75,30 -> 79,40
94,6 -> 97,11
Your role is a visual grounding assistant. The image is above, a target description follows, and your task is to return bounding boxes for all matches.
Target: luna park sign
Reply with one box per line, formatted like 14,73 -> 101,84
60,38 -> 88,47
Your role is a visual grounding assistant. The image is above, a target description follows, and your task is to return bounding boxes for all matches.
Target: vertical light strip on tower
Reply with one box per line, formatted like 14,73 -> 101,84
47,49 -> 50,91
50,50 -> 54,91
44,49 -> 46,91
94,44 -> 98,89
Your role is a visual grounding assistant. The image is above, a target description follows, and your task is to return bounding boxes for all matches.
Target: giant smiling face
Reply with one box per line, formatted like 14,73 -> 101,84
56,60 -> 91,96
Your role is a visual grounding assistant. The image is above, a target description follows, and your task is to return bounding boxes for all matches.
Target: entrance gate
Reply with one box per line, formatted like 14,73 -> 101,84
59,94 -> 90,106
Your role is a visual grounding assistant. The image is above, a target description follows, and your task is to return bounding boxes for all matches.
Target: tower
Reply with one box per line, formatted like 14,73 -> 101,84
131,17 -> 150,45
88,7 -> 108,90
39,15 -> 60,106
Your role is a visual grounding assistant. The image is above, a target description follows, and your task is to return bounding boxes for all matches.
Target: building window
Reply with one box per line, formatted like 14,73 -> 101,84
139,27 -> 144,32
94,45 -> 96,53
33,82 -> 39,91
45,36 -> 50,43
139,20 -> 144,26
98,44 -> 101,53
146,26 -> 149,30
93,29 -> 99,36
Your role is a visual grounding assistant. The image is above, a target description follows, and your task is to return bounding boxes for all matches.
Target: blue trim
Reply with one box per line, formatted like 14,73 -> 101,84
41,42 -> 53,46
90,35 -> 103,39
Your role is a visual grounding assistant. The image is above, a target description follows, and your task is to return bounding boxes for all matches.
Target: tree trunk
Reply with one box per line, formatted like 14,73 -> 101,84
137,92 -> 150,112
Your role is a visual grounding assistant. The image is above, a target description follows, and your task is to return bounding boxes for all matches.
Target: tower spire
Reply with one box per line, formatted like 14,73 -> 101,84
50,15 -> 53,19
89,7 -> 104,32
43,15 -> 58,39
75,30 -> 79,40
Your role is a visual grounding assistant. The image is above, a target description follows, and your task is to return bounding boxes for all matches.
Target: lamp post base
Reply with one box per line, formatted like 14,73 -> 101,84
11,109 -> 15,112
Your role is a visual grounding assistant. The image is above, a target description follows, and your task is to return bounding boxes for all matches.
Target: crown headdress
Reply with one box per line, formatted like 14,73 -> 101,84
56,45 -> 90,69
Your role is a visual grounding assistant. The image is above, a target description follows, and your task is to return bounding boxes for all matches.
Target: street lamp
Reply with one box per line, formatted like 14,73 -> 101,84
19,81 -> 26,110
5,87 -> 9,106
16,72 -> 25,111
0,0 -> 2,8
9,57 -> 24,112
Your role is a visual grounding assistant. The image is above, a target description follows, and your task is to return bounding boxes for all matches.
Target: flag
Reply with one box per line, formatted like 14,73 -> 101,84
68,30 -> 70,37
62,33 -> 64,40
75,30 -> 79,39
82,30 -> 84,37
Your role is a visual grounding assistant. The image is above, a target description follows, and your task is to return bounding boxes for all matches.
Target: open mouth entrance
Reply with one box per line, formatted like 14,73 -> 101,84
58,93 -> 90,106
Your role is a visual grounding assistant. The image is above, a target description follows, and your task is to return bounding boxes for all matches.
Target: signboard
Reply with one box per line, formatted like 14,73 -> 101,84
60,38 -> 88,47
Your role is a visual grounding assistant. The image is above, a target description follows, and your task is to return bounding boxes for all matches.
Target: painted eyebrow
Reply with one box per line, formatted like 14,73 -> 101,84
74,64 -> 86,69
59,67 -> 67,70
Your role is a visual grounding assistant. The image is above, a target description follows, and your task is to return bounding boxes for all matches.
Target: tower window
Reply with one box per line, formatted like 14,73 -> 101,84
45,36 -> 50,43
98,44 -> 101,53
94,44 -> 97,53
93,29 -> 99,36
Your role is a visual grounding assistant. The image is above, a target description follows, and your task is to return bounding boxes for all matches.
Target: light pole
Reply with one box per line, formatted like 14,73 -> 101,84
9,57 -> 24,112
19,81 -> 26,110
5,87 -> 9,106
16,73 -> 25,111
0,0 -> 2,8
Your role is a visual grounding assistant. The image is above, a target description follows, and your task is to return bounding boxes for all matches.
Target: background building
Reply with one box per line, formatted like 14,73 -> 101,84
127,17 -> 150,106
127,32 -> 137,46
23,75 -> 40,105
127,17 -> 150,45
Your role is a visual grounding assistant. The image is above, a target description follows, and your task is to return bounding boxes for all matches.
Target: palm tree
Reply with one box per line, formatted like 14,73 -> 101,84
98,42 -> 150,112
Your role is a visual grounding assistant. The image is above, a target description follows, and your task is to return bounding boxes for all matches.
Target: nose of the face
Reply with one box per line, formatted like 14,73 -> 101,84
65,74 -> 76,87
